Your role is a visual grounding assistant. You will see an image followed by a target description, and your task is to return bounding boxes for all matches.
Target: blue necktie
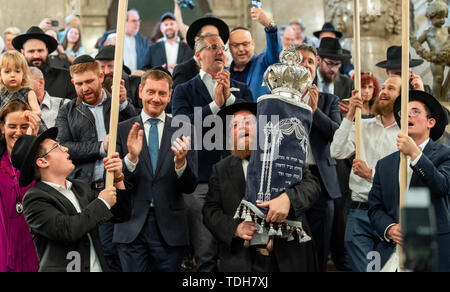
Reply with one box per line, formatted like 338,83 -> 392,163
148,118 -> 159,173
323,83 -> 330,94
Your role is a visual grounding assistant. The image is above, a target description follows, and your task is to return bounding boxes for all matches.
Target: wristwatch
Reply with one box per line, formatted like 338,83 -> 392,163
266,19 -> 276,30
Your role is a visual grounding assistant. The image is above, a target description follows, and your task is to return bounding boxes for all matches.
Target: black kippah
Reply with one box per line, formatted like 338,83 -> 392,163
72,55 -> 96,65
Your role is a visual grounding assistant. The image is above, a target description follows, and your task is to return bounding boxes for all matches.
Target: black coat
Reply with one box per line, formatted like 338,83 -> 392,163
55,97 -> 138,183
202,155 -> 320,272
172,58 -> 199,90
22,179 -> 132,272
142,41 -> 193,70
42,65 -> 77,100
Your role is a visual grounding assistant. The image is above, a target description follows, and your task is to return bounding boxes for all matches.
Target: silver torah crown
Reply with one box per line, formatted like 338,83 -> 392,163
263,46 -> 312,100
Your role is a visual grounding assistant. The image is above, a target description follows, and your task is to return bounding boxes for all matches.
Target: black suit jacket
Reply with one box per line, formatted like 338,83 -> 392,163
203,155 -> 320,272
143,41 -> 193,70
171,75 -> 253,183
172,58 -> 200,90
114,115 -> 198,246
22,179 -> 131,272
309,92 -> 342,199
333,73 -> 354,100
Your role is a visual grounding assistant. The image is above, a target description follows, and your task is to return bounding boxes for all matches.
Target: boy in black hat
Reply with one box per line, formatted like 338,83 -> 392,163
369,91 -> 450,272
11,127 -> 131,272
12,26 -> 76,100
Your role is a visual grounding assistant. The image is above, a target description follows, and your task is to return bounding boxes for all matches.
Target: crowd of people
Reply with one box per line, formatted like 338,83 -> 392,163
0,1 -> 448,273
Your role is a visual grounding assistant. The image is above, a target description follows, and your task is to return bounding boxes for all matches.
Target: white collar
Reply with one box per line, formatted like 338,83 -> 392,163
43,180 -> 73,192
141,110 -> 166,124
41,92 -> 52,109
418,138 -> 430,151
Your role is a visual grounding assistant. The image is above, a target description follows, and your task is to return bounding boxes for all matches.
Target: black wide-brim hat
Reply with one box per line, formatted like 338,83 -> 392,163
317,37 -> 351,61
186,17 -> 230,50
217,101 -> 257,121
393,91 -> 448,141
313,22 -> 342,39
376,46 -> 424,69
11,127 -> 58,187
12,26 -> 59,54
95,45 -> 132,75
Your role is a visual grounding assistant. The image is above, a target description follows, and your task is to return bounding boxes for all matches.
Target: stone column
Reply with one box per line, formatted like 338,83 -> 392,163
80,0 -> 109,54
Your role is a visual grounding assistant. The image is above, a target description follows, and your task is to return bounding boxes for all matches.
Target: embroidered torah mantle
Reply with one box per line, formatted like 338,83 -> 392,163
233,93 -> 313,244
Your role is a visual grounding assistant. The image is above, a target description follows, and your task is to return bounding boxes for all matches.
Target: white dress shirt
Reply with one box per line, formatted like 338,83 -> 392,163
330,116 -> 400,202
124,34 -> 137,73
43,180 -> 109,272
242,159 -> 249,181
199,70 -> 236,115
164,37 -> 180,74
124,110 -> 187,176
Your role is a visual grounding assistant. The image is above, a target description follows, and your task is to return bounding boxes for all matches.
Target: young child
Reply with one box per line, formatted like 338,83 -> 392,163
417,0 -> 449,99
0,51 -> 41,117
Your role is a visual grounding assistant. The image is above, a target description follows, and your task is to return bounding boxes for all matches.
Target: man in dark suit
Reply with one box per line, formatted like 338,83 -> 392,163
11,127 -> 131,272
203,101 -> 320,272
13,26 -> 77,100
296,43 -> 342,271
172,16 -> 229,90
369,91 -> 450,272
172,33 -> 253,271
99,9 -> 150,72
143,12 -> 193,74
114,69 -> 198,272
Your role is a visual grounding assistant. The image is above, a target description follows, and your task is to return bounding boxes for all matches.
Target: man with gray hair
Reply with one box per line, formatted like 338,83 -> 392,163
3,27 -> 21,52
172,33 -> 253,271
29,67 -> 69,131
99,9 -> 150,73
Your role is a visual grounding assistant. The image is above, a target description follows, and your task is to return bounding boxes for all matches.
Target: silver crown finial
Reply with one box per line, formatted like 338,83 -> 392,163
263,46 -> 312,102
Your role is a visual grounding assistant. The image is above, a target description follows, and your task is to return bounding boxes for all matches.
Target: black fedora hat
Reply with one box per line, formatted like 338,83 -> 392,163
376,46 -> 424,69
318,37 -> 351,61
12,26 -> 58,54
393,91 -> 448,141
95,45 -> 132,75
313,22 -> 342,39
11,127 -> 58,187
186,17 -> 230,50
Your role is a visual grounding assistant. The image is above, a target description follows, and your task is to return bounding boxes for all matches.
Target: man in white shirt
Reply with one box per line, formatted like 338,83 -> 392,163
11,127 -> 131,272
143,12 -> 193,74
330,74 -> 402,271
29,67 -> 69,130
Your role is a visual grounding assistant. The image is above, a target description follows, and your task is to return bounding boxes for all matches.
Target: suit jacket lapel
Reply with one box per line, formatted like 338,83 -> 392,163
159,42 -> 168,65
194,75 -> 213,105
228,156 -> 246,198
177,43 -> 185,64
35,182 -> 79,215
410,140 -> 436,187
155,116 -> 173,176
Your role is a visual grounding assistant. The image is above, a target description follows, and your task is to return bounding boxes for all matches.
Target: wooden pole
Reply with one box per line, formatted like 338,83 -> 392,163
398,0 -> 410,270
106,0 -> 128,188
353,0 -> 362,159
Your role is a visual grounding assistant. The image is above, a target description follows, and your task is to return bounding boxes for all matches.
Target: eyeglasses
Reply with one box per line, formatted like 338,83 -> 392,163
200,43 -> 228,52
39,143 -> 65,158
397,109 -> 432,118
229,42 -> 251,49
361,72 -> 373,76
323,59 -> 342,69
